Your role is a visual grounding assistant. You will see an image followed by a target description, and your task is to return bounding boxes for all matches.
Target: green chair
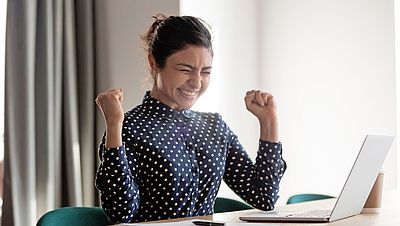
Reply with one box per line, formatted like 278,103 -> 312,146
36,207 -> 112,226
287,193 -> 335,204
214,197 -> 253,213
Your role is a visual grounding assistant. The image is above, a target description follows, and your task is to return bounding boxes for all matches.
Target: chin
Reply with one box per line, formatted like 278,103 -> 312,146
179,101 -> 195,110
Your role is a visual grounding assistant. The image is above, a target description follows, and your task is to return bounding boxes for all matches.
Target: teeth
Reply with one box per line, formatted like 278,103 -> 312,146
180,89 -> 198,96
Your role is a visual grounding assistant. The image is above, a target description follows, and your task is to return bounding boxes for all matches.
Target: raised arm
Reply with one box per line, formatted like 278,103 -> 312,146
223,90 -> 286,210
95,88 -> 125,148
95,88 -> 140,223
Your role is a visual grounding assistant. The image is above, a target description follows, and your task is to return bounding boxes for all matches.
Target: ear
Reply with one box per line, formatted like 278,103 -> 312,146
148,54 -> 159,73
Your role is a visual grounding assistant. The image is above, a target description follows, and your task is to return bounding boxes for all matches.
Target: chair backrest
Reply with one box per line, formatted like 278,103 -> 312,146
287,193 -> 335,204
214,197 -> 253,213
36,207 -> 112,226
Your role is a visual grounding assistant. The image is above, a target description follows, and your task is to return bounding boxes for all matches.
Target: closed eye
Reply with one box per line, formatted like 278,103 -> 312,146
201,70 -> 211,75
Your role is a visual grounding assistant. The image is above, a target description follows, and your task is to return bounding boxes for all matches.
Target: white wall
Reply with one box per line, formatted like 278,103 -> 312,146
183,0 -> 397,205
259,0 -> 396,204
395,0 -> 400,195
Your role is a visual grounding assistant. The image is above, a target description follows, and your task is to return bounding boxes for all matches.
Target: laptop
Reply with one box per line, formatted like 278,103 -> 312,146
239,134 -> 394,223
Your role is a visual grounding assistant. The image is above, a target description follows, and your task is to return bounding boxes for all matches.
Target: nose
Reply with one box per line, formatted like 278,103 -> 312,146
188,72 -> 202,89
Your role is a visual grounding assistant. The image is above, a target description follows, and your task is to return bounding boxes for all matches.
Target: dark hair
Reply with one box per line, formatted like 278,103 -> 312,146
142,14 -> 213,70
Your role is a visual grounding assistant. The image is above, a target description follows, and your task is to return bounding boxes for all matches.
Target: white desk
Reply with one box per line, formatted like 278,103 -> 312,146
210,190 -> 400,225
116,190 -> 400,225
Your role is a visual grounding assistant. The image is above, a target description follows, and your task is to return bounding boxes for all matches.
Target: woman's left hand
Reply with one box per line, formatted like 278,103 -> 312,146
244,90 -> 279,142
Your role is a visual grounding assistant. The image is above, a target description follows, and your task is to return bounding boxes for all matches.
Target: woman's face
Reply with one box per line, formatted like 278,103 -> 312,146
150,45 -> 213,110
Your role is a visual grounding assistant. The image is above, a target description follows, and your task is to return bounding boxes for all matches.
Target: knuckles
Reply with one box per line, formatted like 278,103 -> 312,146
96,89 -> 123,103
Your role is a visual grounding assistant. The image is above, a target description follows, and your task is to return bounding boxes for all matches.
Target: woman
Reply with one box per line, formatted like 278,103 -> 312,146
95,14 -> 286,223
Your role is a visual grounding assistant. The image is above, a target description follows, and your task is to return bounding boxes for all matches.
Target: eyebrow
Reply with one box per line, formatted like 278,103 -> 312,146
176,63 -> 212,70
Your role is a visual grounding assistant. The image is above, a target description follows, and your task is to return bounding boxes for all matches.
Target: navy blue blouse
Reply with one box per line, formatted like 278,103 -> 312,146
95,92 -> 287,223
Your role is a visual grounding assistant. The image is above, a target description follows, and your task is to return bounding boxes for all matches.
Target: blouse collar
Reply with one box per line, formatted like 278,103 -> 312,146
141,91 -> 194,120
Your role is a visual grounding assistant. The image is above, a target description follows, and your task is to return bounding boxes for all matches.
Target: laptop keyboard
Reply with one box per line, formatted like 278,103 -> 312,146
288,210 -> 332,218
261,210 -> 332,218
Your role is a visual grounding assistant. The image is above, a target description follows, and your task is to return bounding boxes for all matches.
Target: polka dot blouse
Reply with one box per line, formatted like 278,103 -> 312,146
95,92 -> 287,223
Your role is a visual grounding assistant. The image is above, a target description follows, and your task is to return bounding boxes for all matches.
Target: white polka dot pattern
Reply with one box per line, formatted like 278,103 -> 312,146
95,92 -> 287,223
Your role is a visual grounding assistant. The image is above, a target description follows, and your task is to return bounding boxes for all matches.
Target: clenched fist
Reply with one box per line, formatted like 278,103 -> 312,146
96,88 -> 125,126
96,88 -> 125,148
244,90 -> 279,142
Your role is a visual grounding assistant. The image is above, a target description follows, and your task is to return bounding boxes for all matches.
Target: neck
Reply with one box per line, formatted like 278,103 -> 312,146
149,87 -> 181,110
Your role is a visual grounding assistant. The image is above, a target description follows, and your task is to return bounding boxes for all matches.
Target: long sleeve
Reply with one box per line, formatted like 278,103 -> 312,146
95,134 -> 140,223
223,128 -> 287,211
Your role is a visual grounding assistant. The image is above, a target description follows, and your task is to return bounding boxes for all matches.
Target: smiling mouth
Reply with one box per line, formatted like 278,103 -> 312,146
179,88 -> 198,97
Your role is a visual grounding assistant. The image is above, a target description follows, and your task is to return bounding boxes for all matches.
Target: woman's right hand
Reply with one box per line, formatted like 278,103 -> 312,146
95,88 -> 125,127
96,88 -> 124,148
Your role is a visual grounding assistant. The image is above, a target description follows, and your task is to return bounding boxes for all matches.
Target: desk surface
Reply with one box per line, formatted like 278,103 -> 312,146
117,190 -> 400,226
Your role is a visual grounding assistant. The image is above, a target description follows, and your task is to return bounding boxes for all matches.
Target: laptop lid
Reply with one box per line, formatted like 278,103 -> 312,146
329,134 -> 393,221
239,134 -> 394,223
